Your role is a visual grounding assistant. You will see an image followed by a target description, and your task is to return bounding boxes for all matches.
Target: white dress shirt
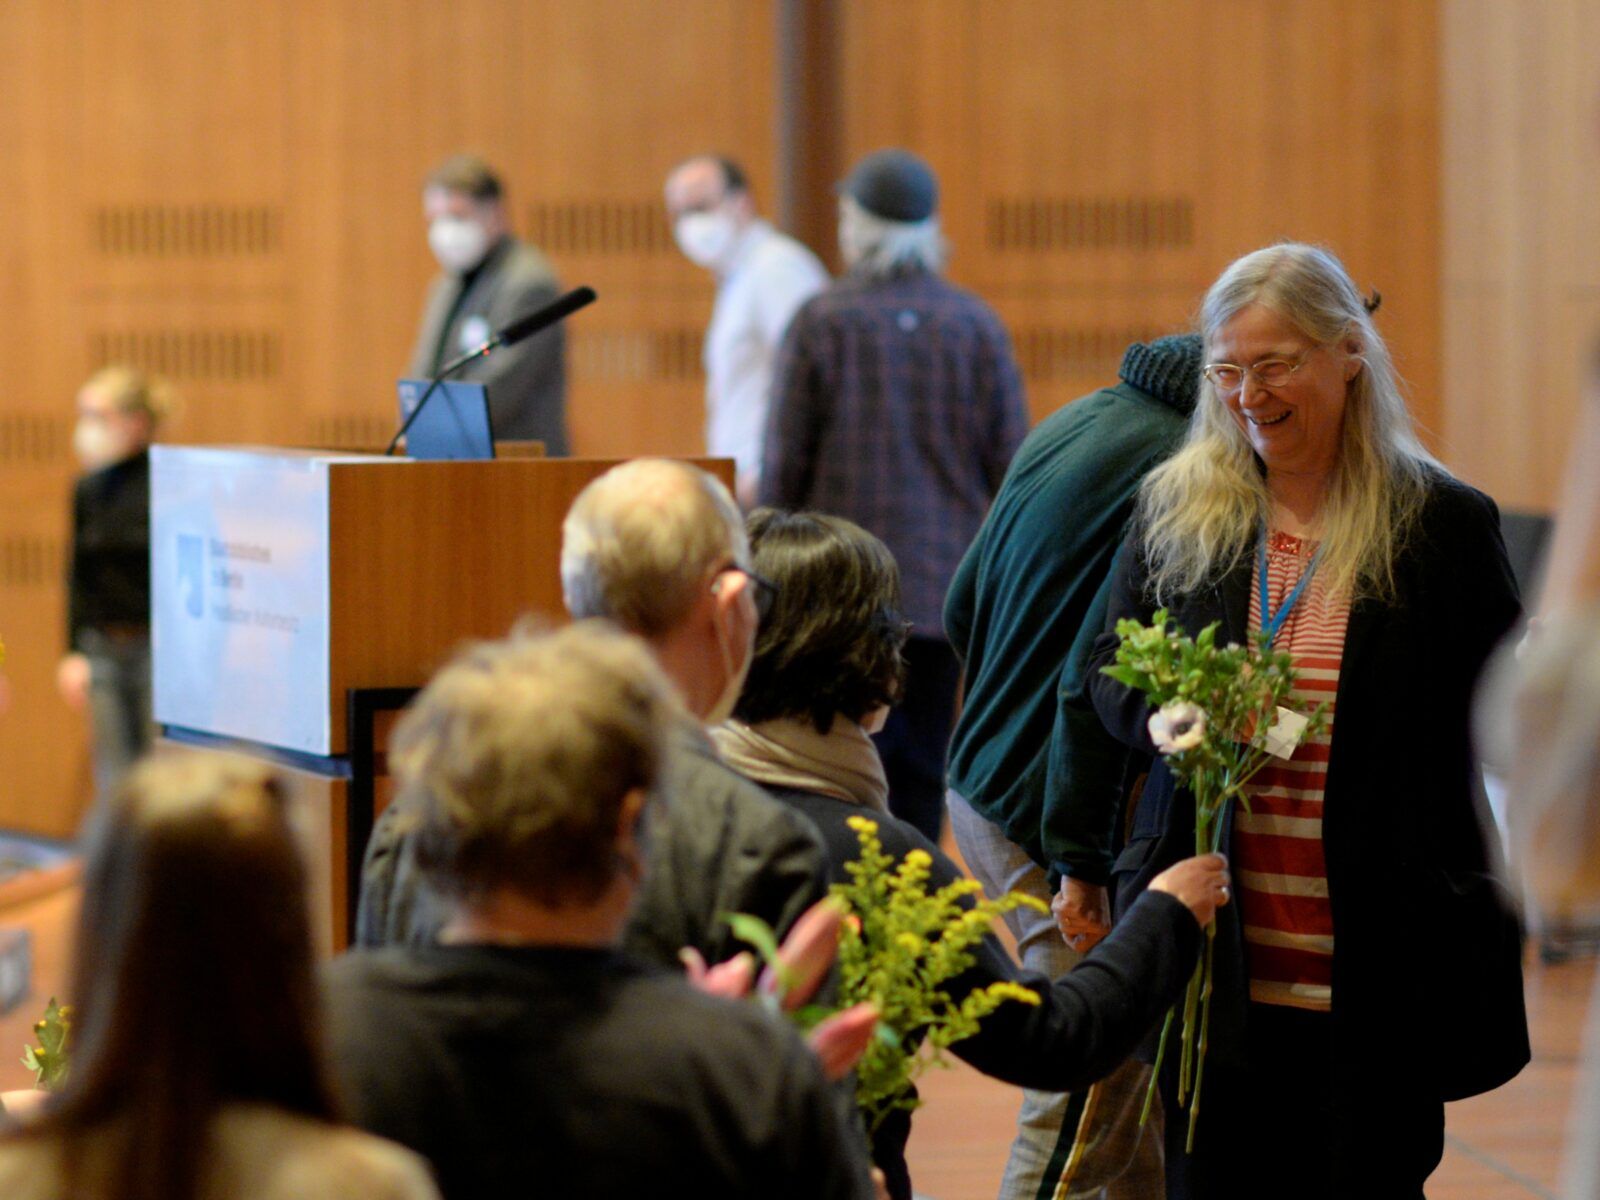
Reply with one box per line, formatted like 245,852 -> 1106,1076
704,220 -> 827,495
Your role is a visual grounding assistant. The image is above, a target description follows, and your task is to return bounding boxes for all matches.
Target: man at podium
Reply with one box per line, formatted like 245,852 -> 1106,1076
407,154 -> 569,454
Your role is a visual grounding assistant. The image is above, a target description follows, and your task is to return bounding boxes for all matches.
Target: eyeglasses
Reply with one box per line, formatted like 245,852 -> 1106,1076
714,566 -> 779,622
1202,347 -> 1316,395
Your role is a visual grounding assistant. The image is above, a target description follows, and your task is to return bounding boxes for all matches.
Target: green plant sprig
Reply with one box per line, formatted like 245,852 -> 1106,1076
22,996 -> 71,1090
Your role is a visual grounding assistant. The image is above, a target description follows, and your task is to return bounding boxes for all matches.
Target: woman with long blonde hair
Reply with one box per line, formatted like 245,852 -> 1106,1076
1088,242 -> 1528,1198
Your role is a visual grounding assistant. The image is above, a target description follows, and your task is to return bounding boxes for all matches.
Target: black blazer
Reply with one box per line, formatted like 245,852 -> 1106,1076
1087,470 -> 1530,1102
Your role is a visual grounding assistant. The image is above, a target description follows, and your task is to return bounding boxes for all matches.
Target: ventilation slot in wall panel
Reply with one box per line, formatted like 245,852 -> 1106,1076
0,415 -> 71,465
571,329 -> 702,383
987,196 -> 1195,253
525,201 -> 675,256
308,415 -> 392,451
88,329 -> 283,382
1013,326 -> 1169,383
0,536 -> 63,588
92,205 -> 284,257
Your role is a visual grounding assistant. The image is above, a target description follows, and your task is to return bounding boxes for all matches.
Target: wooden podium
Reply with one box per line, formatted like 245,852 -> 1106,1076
149,446 -> 731,951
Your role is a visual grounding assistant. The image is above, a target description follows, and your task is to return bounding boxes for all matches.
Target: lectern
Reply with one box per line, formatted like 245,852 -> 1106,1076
150,447 -> 730,951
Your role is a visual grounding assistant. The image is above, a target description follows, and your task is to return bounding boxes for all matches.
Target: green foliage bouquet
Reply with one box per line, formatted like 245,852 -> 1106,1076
1101,609 -> 1325,1150
732,816 -> 1045,1133
833,816 -> 1044,1131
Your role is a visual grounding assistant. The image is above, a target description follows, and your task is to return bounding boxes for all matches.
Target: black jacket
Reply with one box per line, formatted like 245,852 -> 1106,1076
1086,470 -> 1529,1102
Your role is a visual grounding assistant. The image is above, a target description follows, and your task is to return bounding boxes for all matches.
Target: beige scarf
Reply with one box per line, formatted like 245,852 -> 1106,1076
711,717 -> 889,812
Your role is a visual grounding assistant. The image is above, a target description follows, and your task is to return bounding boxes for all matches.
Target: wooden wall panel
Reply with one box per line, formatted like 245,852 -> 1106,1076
0,0 -> 1456,840
838,0 -> 1441,433
0,0 -> 778,836
1442,0 -> 1600,513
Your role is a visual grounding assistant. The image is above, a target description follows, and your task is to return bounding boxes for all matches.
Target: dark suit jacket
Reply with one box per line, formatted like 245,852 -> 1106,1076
407,236 -> 569,453
1087,470 -> 1530,1103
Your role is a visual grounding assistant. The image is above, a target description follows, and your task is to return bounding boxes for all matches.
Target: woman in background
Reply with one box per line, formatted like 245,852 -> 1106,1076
57,366 -> 168,801
0,752 -> 439,1200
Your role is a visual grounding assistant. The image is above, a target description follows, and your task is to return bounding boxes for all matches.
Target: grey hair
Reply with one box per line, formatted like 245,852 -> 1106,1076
838,196 -> 947,279
396,622 -> 672,906
1138,241 -> 1439,603
560,458 -> 748,638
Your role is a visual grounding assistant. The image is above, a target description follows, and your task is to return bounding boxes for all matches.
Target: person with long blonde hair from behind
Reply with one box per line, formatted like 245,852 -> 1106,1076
1088,242 -> 1529,1198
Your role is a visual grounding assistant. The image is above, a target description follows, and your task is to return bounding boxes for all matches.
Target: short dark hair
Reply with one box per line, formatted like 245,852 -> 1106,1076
734,509 -> 909,734
396,622 -> 670,907
424,153 -> 504,202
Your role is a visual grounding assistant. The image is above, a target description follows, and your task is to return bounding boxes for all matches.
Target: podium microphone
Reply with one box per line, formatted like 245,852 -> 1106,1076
385,285 -> 598,456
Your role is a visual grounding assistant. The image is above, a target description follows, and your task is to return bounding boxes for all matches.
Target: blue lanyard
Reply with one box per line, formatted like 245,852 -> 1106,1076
1257,535 -> 1320,647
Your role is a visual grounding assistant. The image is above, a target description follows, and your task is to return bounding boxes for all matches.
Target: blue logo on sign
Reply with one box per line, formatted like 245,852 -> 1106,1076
177,534 -> 204,618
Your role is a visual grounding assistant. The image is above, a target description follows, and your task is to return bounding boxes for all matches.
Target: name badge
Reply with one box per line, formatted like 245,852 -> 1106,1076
458,316 -> 491,352
1259,706 -> 1310,760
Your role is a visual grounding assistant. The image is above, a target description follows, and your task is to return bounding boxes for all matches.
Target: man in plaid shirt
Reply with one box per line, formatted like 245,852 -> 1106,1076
759,148 -> 1028,841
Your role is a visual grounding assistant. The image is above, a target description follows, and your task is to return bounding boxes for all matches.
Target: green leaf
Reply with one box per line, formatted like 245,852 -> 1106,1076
721,912 -> 795,992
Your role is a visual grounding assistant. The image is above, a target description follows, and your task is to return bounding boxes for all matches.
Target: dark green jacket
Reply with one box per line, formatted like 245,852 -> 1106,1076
943,337 -> 1199,884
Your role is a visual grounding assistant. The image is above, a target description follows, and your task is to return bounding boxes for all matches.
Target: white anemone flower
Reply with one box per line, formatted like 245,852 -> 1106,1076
1148,701 -> 1206,755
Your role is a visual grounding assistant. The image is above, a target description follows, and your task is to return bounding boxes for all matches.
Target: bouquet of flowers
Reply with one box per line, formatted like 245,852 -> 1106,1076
730,816 -> 1044,1132
1100,609 -> 1325,1150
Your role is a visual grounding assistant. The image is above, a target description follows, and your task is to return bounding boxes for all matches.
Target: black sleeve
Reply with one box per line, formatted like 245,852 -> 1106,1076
1085,526 -> 1161,755
949,889 -> 1199,1090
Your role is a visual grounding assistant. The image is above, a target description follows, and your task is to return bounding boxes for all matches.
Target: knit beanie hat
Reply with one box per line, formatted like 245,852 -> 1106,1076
838,149 -> 939,222
1119,334 -> 1204,416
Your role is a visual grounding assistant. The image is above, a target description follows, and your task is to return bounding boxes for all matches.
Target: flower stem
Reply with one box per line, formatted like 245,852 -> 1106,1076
1139,1008 -> 1175,1126
1186,922 -> 1218,1153
1176,956 -> 1201,1104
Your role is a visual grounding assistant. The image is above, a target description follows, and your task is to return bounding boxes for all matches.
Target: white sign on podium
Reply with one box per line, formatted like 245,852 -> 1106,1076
151,446 -> 367,756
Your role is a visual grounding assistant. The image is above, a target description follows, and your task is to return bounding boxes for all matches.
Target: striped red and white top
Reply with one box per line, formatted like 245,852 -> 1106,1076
1236,530 -> 1349,1012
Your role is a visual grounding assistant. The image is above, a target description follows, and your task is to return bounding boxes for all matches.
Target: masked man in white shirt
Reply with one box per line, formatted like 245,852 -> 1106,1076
407,154 -> 568,454
665,156 -> 827,507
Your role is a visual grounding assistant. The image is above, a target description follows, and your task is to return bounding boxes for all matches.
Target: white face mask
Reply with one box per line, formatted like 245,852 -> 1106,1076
428,216 -> 491,274
674,211 -> 738,270
73,418 -> 125,470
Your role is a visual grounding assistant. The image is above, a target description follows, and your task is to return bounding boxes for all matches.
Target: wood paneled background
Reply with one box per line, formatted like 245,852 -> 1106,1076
1442,0 -> 1600,513
0,0 -> 1571,837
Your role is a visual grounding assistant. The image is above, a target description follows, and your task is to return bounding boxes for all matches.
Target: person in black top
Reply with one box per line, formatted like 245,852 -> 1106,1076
58,366 -> 169,801
711,509 -> 1230,1200
325,622 -> 875,1200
